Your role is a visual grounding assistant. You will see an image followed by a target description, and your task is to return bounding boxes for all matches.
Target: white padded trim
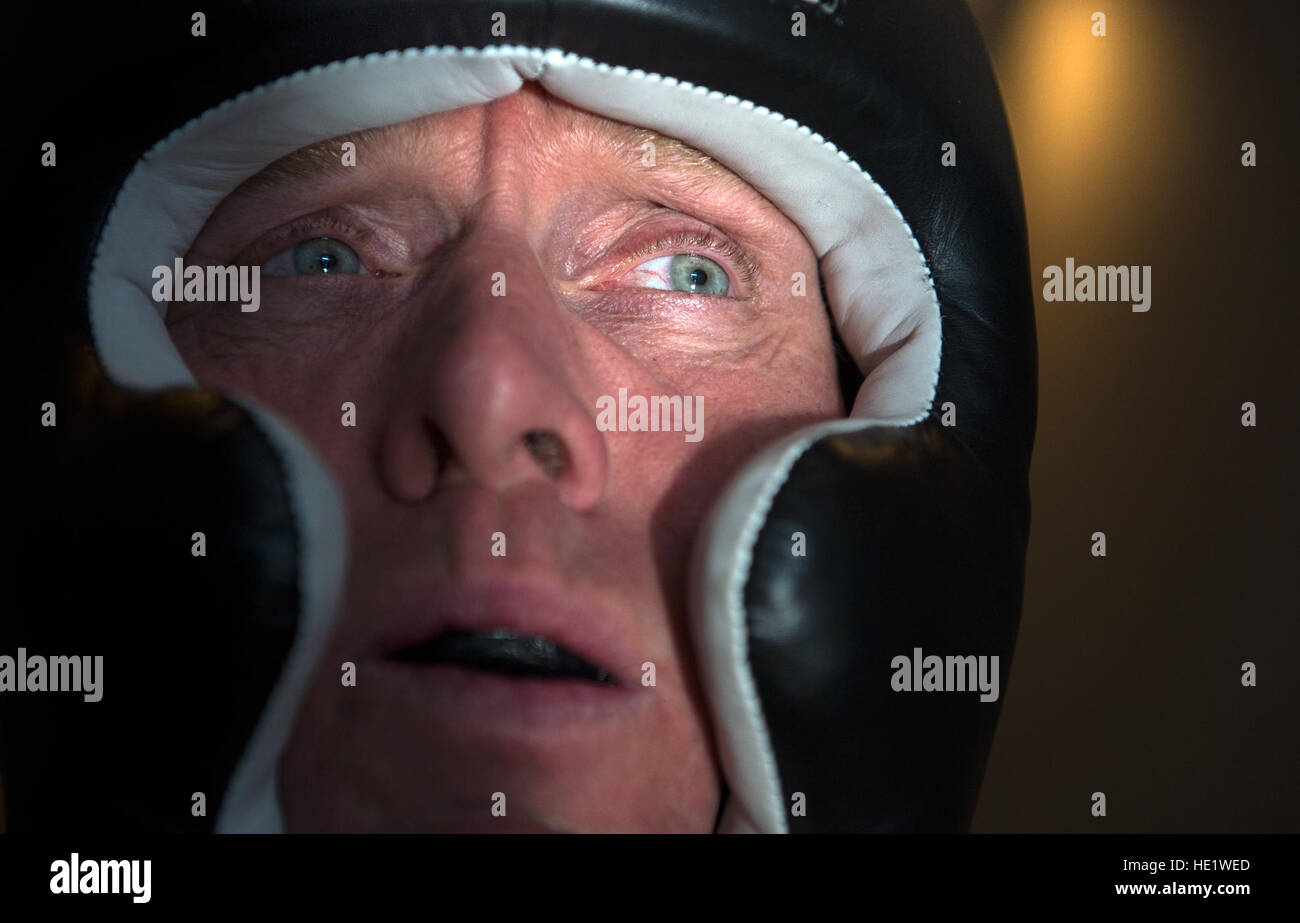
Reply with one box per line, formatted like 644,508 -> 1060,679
89,45 -> 940,409
86,44 -> 942,834
213,401 -> 347,833
690,417 -> 899,834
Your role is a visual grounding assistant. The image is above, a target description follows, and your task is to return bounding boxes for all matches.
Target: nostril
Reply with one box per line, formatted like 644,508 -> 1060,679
426,419 -> 456,482
523,430 -> 569,480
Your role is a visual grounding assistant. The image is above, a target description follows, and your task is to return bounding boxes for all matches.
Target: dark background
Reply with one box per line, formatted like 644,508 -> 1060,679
964,0 -> 1298,832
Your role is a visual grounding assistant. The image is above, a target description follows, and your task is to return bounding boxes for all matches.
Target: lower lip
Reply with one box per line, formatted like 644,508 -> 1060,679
372,659 -> 646,734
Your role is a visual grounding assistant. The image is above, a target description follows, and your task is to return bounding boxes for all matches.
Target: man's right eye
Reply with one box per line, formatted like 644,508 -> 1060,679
263,237 -> 366,276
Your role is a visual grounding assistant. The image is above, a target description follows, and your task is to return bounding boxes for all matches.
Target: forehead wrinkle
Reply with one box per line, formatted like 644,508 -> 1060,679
232,101 -> 765,226
522,103 -> 755,199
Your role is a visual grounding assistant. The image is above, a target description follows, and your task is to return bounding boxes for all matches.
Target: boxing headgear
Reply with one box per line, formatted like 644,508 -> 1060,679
9,0 -> 1034,832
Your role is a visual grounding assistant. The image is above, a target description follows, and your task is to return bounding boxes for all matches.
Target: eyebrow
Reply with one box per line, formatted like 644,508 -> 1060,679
579,122 -> 757,202
237,125 -> 394,196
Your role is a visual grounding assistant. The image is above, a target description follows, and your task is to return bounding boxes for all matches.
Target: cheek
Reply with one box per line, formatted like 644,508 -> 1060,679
167,316 -> 371,476
615,383 -> 841,579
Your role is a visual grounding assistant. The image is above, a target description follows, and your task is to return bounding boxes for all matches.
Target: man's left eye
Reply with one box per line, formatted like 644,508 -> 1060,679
627,253 -> 730,296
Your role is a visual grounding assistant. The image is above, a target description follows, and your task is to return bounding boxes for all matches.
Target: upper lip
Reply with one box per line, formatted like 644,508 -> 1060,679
376,578 -> 640,688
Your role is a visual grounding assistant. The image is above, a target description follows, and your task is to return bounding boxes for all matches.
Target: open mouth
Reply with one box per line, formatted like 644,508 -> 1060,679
391,629 -> 618,687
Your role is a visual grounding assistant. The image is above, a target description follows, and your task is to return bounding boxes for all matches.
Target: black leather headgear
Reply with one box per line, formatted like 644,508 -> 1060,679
14,0 -> 1035,832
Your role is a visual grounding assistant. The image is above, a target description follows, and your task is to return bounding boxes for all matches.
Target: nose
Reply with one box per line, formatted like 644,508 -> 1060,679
378,224 -> 608,512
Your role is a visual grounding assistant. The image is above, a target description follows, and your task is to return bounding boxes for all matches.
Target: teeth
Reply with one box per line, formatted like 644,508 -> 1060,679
394,630 -> 616,686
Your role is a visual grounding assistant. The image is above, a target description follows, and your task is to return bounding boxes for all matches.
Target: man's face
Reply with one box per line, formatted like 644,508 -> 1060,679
166,83 -> 843,832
